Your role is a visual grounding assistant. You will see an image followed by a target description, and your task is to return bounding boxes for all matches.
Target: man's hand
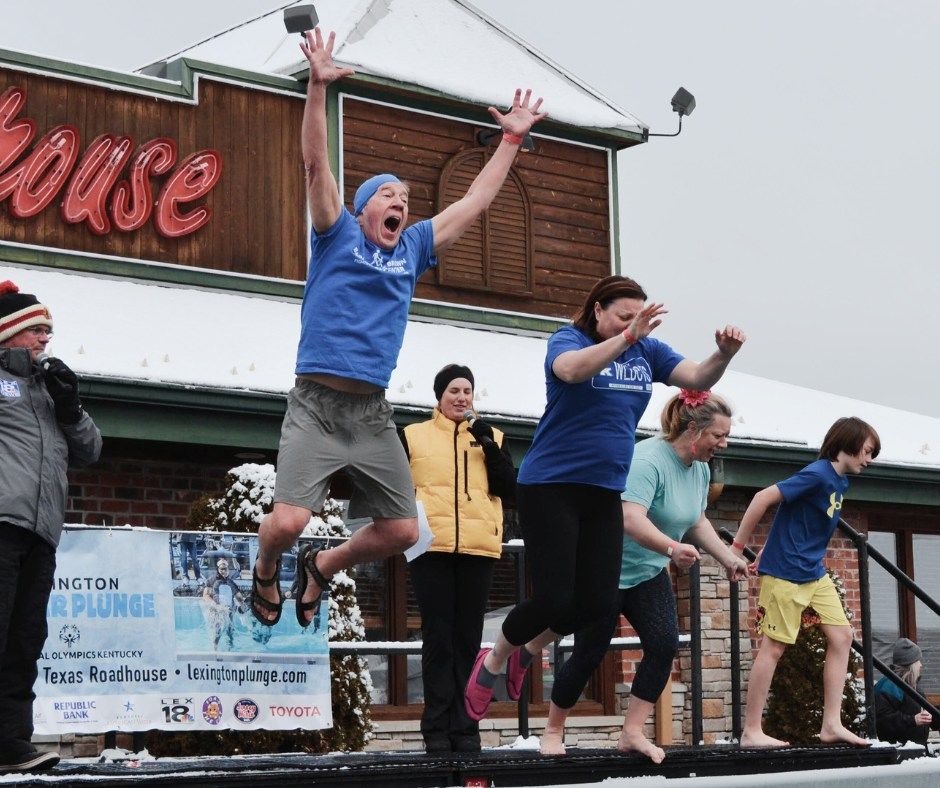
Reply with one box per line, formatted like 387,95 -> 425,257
42,358 -> 82,425
670,543 -> 700,570
300,27 -> 355,86
715,325 -> 746,359
488,88 -> 547,139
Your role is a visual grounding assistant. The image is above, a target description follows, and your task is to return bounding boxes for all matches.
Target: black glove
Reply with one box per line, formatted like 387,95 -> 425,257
468,417 -> 495,447
42,358 -> 83,425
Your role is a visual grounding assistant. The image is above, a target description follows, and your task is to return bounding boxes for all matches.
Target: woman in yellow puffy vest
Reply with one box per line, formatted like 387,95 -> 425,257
401,364 -> 516,754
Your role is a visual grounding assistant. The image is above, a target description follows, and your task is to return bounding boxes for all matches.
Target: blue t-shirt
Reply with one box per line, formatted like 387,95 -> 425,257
758,459 -> 849,583
296,209 -> 437,388
518,326 -> 684,491
620,436 -> 710,589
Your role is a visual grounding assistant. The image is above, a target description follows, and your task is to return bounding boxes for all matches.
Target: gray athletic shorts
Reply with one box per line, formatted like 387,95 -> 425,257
273,378 -> 417,519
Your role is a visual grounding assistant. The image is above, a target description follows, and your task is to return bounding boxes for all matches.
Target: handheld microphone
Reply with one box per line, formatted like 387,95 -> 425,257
463,410 -> 494,447
36,352 -> 53,371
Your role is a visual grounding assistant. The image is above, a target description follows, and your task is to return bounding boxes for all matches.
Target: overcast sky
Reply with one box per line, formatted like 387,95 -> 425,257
2,1 -> 939,417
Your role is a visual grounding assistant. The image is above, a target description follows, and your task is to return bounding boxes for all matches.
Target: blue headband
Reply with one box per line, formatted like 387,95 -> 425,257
353,173 -> 401,216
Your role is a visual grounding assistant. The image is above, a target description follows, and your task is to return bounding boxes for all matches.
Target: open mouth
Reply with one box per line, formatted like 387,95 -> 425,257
384,216 -> 401,233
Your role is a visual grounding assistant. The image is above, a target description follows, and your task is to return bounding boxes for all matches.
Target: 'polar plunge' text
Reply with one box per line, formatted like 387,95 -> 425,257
47,593 -> 156,618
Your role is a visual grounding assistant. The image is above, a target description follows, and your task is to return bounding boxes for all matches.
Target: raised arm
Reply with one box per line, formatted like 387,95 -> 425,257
552,302 -> 667,383
300,28 -> 355,233
667,325 -> 746,390
431,89 -> 547,254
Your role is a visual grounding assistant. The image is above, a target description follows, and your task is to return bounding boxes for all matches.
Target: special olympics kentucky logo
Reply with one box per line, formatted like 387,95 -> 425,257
202,696 -> 223,725
58,624 -> 80,647
233,698 -> 259,724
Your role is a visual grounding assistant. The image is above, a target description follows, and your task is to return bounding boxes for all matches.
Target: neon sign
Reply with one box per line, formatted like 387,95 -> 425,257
0,86 -> 222,238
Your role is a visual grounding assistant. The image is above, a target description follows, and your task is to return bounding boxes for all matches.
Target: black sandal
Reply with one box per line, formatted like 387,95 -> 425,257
249,559 -> 283,627
294,545 -> 331,628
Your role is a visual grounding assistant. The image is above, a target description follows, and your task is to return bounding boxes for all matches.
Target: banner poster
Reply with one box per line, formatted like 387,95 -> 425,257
34,527 -> 331,733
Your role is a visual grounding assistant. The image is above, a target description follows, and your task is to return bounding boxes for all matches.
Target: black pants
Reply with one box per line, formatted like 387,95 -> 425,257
552,569 -> 679,709
502,483 -> 623,644
0,524 -> 57,762
409,551 -> 495,752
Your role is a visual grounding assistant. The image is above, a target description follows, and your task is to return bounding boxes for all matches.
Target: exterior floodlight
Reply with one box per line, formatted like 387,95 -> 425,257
671,87 -> 696,118
284,5 -> 319,36
476,128 -> 536,152
645,87 -> 697,140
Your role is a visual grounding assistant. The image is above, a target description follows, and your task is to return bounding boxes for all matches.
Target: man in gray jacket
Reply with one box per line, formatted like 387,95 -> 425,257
0,280 -> 102,773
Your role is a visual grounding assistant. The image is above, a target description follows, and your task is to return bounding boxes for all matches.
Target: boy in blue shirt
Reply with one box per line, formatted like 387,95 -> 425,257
732,416 -> 880,748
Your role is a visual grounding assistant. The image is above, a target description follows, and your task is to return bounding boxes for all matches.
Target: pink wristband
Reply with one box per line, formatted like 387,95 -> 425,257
623,328 -> 637,344
502,132 -> 524,146
666,541 -> 678,558
732,540 -> 745,551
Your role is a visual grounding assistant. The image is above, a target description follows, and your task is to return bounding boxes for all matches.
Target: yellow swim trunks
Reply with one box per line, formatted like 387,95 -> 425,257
756,573 -> 849,644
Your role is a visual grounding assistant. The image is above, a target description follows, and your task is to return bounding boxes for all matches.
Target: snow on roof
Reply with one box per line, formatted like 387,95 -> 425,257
144,0 -> 645,135
6,263 -> 940,471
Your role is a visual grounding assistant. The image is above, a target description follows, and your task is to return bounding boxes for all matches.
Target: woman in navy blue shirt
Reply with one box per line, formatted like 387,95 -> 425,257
464,275 -> 745,721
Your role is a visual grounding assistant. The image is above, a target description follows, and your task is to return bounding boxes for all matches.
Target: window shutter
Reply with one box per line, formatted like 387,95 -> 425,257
436,148 -> 532,296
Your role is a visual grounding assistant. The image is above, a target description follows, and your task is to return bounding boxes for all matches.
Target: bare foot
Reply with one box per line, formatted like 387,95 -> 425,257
617,730 -> 665,763
820,725 -> 870,747
540,728 -> 566,756
740,730 -> 789,748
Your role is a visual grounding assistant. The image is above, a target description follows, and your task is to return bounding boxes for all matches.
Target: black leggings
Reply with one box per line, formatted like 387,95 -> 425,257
501,483 -> 623,644
551,569 -> 679,709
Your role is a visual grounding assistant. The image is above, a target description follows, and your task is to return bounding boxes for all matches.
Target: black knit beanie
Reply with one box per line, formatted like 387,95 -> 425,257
433,364 -> 474,401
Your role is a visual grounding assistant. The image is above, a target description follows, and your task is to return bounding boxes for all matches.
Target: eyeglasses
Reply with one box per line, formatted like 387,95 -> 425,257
26,326 -> 53,338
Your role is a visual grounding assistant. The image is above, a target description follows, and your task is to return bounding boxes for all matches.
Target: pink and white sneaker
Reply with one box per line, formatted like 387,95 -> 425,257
464,647 -> 494,721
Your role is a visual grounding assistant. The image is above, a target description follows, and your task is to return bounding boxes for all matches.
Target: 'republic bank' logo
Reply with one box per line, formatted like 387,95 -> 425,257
233,698 -> 259,724
202,696 -> 223,725
58,624 -> 80,647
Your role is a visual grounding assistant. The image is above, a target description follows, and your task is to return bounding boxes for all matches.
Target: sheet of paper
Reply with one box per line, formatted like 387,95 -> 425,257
404,500 -> 435,562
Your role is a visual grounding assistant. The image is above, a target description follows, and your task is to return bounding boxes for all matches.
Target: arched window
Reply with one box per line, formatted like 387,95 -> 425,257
435,148 -> 533,296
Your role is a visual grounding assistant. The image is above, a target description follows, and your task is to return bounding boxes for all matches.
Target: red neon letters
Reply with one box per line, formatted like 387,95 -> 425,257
0,86 -> 222,238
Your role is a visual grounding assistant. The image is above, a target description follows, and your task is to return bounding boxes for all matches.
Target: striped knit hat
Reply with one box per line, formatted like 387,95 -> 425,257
0,281 -> 53,343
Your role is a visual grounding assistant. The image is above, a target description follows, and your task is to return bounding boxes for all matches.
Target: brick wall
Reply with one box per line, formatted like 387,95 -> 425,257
64,438 -> 246,530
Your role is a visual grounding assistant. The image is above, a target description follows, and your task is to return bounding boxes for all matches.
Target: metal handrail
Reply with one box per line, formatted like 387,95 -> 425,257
836,518 -> 940,731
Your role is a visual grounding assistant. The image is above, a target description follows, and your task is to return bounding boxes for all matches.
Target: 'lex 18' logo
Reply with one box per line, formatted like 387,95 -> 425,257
161,698 -> 195,724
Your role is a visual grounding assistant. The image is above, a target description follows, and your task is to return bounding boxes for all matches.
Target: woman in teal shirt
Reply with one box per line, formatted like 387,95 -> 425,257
539,390 -> 748,759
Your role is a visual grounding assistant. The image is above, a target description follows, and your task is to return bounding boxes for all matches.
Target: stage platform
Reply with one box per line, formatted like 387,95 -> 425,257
3,743 -> 923,787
